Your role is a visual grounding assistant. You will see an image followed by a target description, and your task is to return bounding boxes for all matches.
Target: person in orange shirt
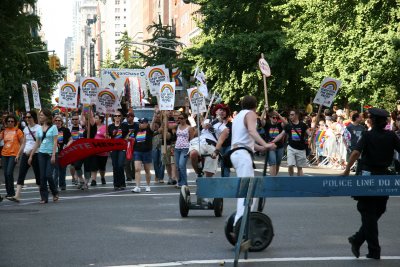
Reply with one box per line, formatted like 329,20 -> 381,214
0,114 -> 24,199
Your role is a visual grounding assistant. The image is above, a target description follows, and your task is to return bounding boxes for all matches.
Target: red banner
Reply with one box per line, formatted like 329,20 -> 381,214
58,138 -> 127,167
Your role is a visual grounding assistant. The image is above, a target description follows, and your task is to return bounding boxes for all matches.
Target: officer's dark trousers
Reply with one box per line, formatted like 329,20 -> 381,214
353,196 -> 388,256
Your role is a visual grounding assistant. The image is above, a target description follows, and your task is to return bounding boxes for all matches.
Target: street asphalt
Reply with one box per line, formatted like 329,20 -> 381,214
0,156 -> 399,267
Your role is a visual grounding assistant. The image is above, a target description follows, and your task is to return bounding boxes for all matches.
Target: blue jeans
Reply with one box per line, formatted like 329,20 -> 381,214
110,150 -> 126,187
53,153 -> 67,188
38,153 -> 58,202
152,148 -> 164,180
3,156 -> 16,196
175,148 -> 189,186
220,146 -> 231,177
267,147 -> 284,166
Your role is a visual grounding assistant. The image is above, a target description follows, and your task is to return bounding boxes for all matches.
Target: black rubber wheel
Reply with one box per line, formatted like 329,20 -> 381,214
213,198 -> 223,217
224,212 -> 237,246
179,186 -> 190,217
257,198 -> 266,212
234,212 -> 274,252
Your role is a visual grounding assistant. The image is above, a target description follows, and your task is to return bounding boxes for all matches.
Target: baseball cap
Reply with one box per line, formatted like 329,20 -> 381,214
139,118 -> 149,123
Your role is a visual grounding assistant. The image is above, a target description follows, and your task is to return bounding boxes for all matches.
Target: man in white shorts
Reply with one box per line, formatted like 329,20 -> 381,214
272,110 -> 311,176
189,117 -> 229,177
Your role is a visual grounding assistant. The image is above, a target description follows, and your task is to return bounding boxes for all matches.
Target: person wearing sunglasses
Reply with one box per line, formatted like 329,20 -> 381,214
123,111 -> 139,184
108,111 -> 129,190
0,114 -> 24,200
53,114 -> 71,191
263,109 -> 287,176
28,109 -> 59,204
66,113 -> 84,186
12,111 -> 41,202
90,114 -> 108,186
272,109 -> 311,176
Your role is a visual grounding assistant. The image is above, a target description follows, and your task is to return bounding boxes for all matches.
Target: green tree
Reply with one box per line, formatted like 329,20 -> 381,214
0,0 -> 63,111
115,31 -> 144,69
283,0 -> 400,111
186,0 -> 306,109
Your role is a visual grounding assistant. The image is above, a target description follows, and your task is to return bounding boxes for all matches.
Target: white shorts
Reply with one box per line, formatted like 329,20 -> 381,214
287,145 -> 307,167
188,141 -> 218,174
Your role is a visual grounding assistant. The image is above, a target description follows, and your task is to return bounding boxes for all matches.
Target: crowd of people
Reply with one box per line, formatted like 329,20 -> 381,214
1,101 -> 399,205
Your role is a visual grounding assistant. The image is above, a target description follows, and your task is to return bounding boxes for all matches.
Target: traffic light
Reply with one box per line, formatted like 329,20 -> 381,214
49,55 -> 55,70
54,56 -> 60,69
124,47 -> 129,61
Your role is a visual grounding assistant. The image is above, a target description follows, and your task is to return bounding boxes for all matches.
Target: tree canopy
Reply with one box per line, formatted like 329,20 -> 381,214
0,0 -> 63,111
186,0 -> 400,111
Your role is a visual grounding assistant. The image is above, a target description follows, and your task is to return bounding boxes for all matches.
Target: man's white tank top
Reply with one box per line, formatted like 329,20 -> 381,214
231,110 -> 255,151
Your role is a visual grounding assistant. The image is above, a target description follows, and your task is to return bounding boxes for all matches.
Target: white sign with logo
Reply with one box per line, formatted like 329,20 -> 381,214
313,77 -> 342,107
145,65 -> 170,95
95,89 -> 119,115
30,80 -> 41,110
187,87 -> 207,113
59,82 -> 78,109
22,84 -> 30,112
159,82 -> 176,111
80,77 -> 100,104
101,68 -> 148,99
258,58 -> 271,77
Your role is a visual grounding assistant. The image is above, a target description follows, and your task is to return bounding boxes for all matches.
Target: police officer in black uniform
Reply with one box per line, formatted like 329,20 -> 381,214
343,107 -> 400,259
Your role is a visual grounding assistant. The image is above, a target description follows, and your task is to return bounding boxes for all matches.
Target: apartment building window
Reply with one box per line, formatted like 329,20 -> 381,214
115,16 -> 120,21
115,40 -> 119,44
124,24 -> 126,28
115,32 -> 121,37
115,0 -> 120,4
115,8 -> 120,13
115,48 -> 119,53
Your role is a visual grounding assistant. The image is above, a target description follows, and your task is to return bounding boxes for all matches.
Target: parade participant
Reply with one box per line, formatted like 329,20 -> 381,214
272,110 -> 311,176
263,109 -> 287,176
164,110 -> 178,185
343,108 -> 400,260
108,111 -> 129,190
188,111 -> 229,178
346,112 -> 365,174
212,104 -> 232,177
91,114 -> 108,185
79,109 -> 97,188
53,114 -> 71,190
0,114 -> 24,200
124,110 -> 138,183
230,96 -> 276,226
131,118 -> 154,193
174,113 -> 194,187
67,112 -> 84,185
12,111 -> 41,202
28,109 -> 59,204
151,121 -> 164,183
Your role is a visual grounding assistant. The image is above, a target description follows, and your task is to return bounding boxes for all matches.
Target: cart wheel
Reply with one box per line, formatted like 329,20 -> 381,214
234,212 -> 274,252
257,198 -> 266,212
179,186 -> 190,217
224,212 -> 237,246
213,198 -> 223,217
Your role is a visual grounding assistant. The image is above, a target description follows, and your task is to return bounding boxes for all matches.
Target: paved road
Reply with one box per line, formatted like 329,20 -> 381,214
0,157 -> 399,267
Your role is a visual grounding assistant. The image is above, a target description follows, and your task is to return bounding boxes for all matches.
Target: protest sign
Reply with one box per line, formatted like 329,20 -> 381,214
22,84 -> 30,112
80,77 -> 100,104
145,65 -> 170,95
187,87 -> 207,113
95,89 -> 119,114
172,67 -> 183,90
159,82 -> 176,111
313,77 -> 342,107
30,80 -> 41,110
59,82 -> 78,109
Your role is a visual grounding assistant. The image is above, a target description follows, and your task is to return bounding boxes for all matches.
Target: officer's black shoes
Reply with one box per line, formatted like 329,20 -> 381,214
366,253 -> 380,260
348,236 -> 360,258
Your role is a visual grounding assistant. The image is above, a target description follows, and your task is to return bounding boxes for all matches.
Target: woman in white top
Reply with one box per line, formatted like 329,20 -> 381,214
174,113 -> 194,187
29,109 -> 59,204
12,111 -> 41,202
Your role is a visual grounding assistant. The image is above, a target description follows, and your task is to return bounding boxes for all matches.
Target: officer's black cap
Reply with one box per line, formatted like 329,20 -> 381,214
368,107 -> 390,118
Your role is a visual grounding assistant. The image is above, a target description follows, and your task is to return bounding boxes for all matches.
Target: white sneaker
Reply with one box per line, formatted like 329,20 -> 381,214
145,186 -> 151,192
131,186 -> 141,193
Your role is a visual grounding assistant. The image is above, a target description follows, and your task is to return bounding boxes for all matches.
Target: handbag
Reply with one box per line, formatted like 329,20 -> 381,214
126,139 -> 135,160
